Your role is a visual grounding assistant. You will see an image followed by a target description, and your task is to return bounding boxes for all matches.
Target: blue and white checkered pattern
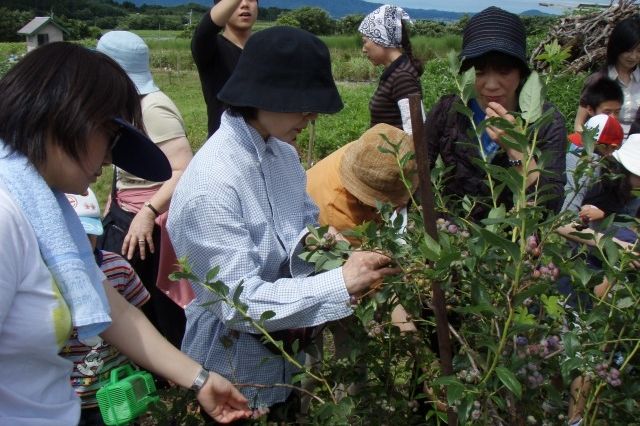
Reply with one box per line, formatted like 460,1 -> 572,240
168,112 -> 352,407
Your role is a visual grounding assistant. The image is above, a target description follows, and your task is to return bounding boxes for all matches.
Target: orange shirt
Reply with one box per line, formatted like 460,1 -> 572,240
306,143 -> 378,233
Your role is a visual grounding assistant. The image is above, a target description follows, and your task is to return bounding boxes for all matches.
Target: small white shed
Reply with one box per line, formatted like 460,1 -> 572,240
17,17 -> 67,52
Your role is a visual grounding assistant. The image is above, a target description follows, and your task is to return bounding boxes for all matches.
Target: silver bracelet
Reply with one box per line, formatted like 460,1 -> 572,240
189,367 -> 210,393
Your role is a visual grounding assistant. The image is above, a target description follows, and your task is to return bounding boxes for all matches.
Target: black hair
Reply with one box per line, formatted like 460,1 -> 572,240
227,105 -> 258,121
630,108 -> 640,135
592,157 -> 636,208
461,51 -> 531,80
401,20 -> 424,76
0,42 -> 142,168
607,15 -> 640,67
580,76 -> 624,109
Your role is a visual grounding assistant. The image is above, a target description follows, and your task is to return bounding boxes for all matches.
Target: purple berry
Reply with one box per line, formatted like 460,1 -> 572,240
609,368 -> 620,379
516,336 -> 528,346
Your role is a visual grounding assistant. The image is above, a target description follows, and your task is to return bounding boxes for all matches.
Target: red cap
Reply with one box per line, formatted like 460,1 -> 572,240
569,114 -> 624,147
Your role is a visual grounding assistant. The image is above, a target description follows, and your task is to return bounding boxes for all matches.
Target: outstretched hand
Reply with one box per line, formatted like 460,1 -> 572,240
342,251 -> 400,295
197,372 -> 252,423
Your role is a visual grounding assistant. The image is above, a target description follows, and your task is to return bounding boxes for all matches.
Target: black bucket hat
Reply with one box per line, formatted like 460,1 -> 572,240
111,117 -> 171,182
218,26 -> 343,114
461,6 -> 528,70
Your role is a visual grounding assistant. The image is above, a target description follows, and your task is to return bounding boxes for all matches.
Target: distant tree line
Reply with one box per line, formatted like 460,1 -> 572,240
274,7 -> 557,38
1,1 -> 558,42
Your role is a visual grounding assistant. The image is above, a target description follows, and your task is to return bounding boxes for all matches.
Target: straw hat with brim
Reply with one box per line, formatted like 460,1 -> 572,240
218,26 -> 343,113
97,31 -> 160,96
613,133 -> 640,176
111,117 -> 171,182
339,123 -> 417,207
461,6 -> 528,71
568,114 -> 624,147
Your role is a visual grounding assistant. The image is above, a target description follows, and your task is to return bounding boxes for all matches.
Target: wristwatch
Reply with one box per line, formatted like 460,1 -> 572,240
144,201 -> 160,217
190,367 -> 210,393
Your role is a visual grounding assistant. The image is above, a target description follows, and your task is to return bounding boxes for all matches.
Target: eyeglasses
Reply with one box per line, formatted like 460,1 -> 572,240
108,128 -> 122,151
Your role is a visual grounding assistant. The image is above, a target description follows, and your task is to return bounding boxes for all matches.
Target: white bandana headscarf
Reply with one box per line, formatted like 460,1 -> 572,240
358,5 -> 411,48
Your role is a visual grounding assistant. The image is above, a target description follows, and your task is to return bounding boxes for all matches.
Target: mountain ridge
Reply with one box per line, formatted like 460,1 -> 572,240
127,0 -> 552,20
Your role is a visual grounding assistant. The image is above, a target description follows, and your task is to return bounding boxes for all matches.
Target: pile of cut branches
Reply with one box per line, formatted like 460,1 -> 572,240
531,0 -> 639,74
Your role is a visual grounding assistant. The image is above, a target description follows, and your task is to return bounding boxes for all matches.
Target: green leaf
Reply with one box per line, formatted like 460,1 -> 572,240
472,224 -> 520,261
519,71 -> 544,123
570,263 -> 593,287
560,357 -> 583,383
205,265 -> 220,283
321,256 -> 345,271
602,238 -> 620,266
232,283 -> 244,304
484,205 -> 506,233
219,335 -> 234,348
460,67 -> 476,103
419,231 -> 441,262
377,146 -> 394,155
496,366 -> 522,399
259,310 -> 276,322
457,395 -> 475,423
541,294 -> 565,320
446,381 -> 465,405
471,280 -> 492,307
562,332 -> 580,358
514,306 -> 536,325
616,297 -> 634,309
447,49 -> 461,75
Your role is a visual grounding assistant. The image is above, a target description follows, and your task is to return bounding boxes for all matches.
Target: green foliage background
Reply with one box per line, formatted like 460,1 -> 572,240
1,29 -> 585,206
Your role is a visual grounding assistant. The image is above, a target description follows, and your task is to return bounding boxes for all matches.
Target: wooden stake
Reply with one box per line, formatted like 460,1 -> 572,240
409,94 -> 457,425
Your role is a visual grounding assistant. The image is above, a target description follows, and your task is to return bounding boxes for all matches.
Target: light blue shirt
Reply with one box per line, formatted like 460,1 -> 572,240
167,112 -> 352,407
562,144 -> 602,213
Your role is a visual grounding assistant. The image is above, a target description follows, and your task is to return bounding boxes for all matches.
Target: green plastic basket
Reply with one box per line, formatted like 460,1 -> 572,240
96,364 -> 159,426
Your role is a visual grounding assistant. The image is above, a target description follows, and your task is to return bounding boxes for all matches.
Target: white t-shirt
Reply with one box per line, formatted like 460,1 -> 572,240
0,181 -> 79,425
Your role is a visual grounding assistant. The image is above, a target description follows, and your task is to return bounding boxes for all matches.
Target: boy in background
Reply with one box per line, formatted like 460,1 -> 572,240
575,76 -> 623,132
60,189 -> 150,426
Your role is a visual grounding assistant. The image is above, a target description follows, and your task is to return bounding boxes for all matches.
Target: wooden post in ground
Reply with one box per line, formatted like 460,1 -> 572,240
408,94 -> 457,425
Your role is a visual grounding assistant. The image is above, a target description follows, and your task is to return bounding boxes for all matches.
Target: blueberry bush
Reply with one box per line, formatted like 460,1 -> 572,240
170,47 -> 639,425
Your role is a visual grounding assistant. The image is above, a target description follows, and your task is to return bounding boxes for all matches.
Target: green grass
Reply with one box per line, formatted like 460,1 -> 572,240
0,35 -> 586,208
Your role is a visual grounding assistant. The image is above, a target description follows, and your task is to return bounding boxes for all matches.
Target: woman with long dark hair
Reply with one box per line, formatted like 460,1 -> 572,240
575,15 -> 640,138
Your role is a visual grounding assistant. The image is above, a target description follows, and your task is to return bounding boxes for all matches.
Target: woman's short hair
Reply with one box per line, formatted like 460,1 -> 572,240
0,42 -> 142,168
607,16 -> 640,67
227,105 -> 258,121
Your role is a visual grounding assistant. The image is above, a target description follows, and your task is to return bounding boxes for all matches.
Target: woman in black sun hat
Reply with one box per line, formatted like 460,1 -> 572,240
424,6 -> 567,218
168,26 -> 400,421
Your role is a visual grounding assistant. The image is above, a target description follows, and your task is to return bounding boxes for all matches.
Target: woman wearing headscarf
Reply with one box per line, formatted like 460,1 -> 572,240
359,4 -> 424,133
425,6 -> 567,217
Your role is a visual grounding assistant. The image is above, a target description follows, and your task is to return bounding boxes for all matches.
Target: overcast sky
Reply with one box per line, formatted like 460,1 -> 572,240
366,0 -> 618,14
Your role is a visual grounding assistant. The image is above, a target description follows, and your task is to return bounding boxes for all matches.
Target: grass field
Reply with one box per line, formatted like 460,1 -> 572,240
0,28 -> 585,206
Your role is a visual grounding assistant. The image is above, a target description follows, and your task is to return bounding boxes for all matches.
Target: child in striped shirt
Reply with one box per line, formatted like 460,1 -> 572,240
61,189 -> 150,425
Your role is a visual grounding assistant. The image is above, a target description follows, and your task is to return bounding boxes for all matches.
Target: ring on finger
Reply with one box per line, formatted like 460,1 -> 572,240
138,239 -> 145,243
